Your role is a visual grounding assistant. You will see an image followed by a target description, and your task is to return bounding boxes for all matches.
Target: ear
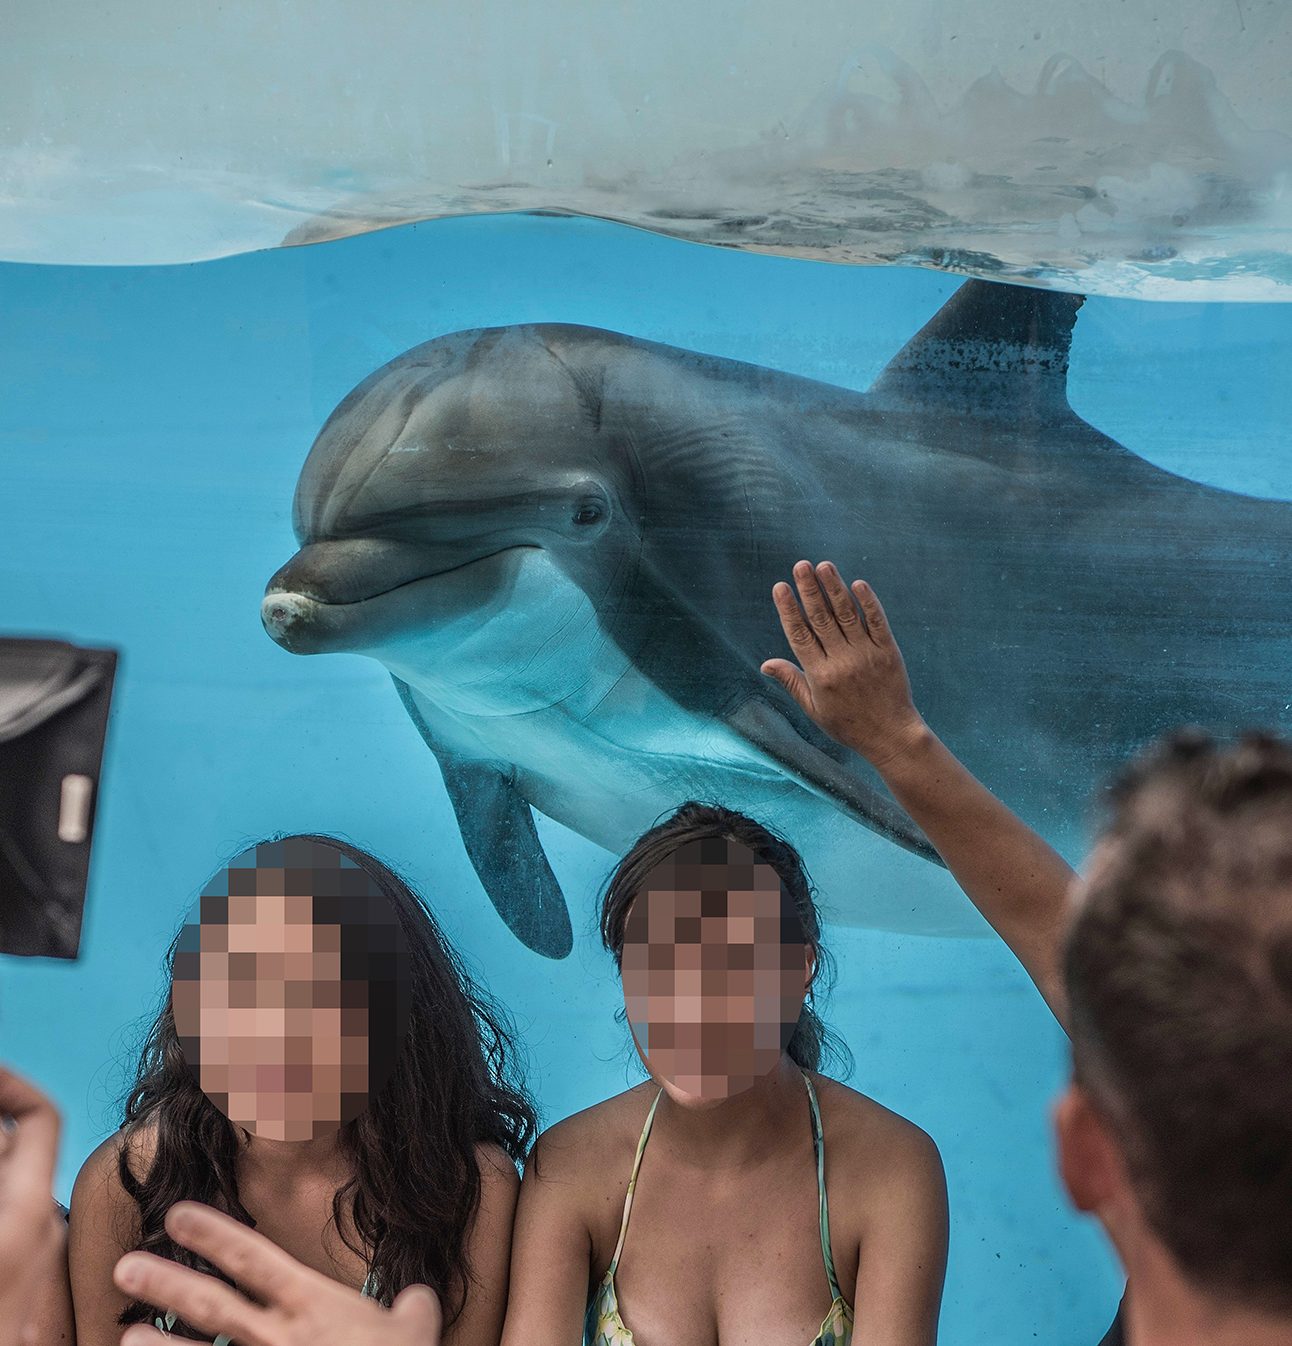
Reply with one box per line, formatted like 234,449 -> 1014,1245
1054,1081 -> 1124,1215
804,943 -> 818,997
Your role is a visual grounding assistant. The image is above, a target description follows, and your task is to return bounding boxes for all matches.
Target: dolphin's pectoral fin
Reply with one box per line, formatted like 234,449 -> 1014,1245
391,677 -> 573,959
869,277 -> 1086,425
436,756 -> 575,959
725,696 -> 944,866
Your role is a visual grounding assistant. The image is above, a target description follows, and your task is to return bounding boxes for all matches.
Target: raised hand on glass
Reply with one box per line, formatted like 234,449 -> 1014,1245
760,557 -> 1074,1024
760,559 -> 929,769
114,1202 -> 442,1346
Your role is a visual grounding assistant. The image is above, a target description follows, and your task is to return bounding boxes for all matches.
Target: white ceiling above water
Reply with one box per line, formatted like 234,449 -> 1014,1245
3,0 -> 1290,296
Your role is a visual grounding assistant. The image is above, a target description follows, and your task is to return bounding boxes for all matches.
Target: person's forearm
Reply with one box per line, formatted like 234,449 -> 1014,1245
864,723 -> 1074,1030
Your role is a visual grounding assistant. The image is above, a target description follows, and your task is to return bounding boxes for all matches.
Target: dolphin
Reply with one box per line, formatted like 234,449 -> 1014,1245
261,280 -> 1292,957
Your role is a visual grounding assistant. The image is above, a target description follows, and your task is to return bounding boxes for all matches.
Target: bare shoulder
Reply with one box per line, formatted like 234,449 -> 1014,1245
462,1143 -> 522,1303
474,1141 -> 521,1199
69,1121 -> 154,1246
525,1083 -> 657,1187
517,1084 -> 657,1261
67,1121 -> 159,1345
810,1075 -> 945,1208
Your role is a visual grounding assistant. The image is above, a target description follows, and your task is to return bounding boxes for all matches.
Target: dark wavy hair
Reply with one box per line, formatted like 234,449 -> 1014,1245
600,801 -> 850,1075
116,833 -> 537,1333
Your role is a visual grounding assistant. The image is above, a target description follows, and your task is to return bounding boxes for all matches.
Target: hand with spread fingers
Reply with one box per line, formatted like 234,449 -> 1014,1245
113,1202 -> 442,1346
761,559 -> 930,768
762,559 -> 1076,1027
0,1066 -> 65,1346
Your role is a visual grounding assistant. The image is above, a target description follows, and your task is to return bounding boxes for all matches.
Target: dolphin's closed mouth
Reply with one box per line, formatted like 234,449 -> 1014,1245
269,544 -> 532,610
261,544 -> 537,651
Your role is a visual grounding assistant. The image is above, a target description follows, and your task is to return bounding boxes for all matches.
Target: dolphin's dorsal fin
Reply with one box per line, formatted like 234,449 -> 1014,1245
869,279 -> 1085,423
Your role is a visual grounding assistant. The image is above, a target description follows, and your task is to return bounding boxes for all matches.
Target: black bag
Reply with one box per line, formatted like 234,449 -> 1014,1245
0,638 -> 118,958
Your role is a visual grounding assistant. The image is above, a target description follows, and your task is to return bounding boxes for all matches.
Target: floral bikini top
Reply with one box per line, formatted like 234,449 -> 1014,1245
585,1070 -> 854,1346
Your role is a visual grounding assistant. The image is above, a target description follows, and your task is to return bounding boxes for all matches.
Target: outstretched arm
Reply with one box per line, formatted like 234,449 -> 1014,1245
762,560 -> 1074,1029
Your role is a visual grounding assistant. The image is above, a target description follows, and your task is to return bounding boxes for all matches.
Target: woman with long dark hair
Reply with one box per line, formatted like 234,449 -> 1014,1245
503,801 -> 949,1346
67,834 -> 536,1346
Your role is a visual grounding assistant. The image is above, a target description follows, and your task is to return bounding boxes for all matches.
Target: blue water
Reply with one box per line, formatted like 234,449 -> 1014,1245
2,215 -> 1289,1344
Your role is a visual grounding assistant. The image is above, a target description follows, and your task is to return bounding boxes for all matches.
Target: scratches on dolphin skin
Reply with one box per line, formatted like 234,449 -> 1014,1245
308,371 -> 429,541
504,601 -> 606,693
644,416 -> 787,505
535,335 -> 607,433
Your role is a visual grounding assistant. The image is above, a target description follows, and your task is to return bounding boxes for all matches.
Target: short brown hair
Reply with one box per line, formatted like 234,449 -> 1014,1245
1064,731 -> 1292,1310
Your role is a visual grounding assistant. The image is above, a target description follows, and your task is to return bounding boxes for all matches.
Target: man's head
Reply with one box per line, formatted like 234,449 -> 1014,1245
1056,731 -> 1292,1313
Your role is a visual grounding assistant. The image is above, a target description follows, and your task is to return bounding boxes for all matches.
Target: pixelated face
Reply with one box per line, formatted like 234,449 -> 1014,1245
170,839 -> 410,1143
620,837 -> 810,1103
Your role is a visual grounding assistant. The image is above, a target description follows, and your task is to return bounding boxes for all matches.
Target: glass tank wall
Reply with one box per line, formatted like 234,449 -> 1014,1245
2,212 -> 1288,1342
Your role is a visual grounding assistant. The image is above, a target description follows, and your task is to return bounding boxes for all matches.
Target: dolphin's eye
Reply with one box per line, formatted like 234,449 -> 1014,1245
573,499 -> 605,526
